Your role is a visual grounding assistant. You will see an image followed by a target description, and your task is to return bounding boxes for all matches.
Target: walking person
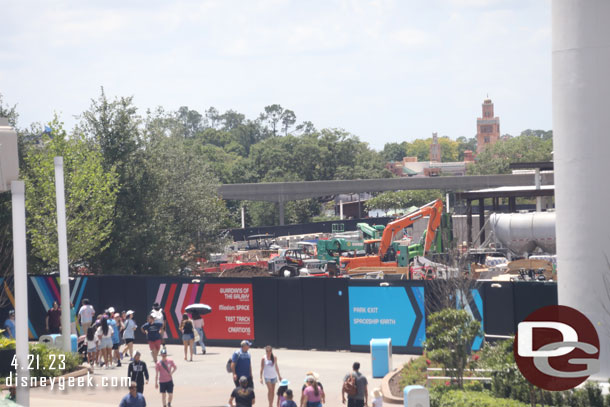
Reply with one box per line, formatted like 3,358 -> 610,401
141,314 -> 163,363
341,362 -> 368,407
151,303 -> 167,349
231,340 -> 254,388
191,311 -> 206,355
229,376 -> 255,407
128,351 -> 149,394
276,379 -> 289,407
119,382 -> 147,407
3,310 -> 15,339
155,348 -> 177,407
110,313 -> 124,367
122,310 -> 137,360
86,326 -> 99,367
96,317 -> 114,368
46,301 -> 62,334
179,313 -> 194,361
78,299 -> 95,336
260,345 -> 282,407
301,375 -> 324,407
281,389 -> 297,407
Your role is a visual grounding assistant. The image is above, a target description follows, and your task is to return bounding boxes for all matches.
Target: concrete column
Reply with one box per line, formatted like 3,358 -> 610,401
554,0 -> 610,376
508,197 -> 516,212
466,199 -> 472,246
339,200 -> 344,220
278,201 -> 285,226
478,199 -> 485,245
535,168 -> 542,212
241,206 -> 245,229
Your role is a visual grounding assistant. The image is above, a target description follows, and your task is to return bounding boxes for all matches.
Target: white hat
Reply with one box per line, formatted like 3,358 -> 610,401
107,307 -> 115,314
126,310 -> 134,316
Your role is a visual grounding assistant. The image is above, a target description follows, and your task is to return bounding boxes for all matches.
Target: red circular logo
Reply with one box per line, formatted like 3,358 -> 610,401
514,305 -> 600,391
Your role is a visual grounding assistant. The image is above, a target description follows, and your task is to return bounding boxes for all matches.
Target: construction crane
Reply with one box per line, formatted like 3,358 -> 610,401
340,199 -> 444,271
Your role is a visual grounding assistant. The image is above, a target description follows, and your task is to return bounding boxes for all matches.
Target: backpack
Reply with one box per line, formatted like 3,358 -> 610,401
343,373 -> 358,397
227,351 -> 241,373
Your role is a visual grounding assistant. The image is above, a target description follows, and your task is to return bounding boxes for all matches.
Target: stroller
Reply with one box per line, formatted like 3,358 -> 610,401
77,335 -> 88,362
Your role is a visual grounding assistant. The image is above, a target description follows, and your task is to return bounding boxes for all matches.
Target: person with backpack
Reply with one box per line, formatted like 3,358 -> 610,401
141,314 -> 164,363
341,362 -> 368,407
155,348 -> 177,407
231,340 -> 253,388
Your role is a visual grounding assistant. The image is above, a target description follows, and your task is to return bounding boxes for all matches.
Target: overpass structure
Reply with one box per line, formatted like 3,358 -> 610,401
219,173 -> 554,225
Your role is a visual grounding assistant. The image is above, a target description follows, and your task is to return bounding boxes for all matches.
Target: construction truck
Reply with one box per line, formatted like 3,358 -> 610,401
339,199 -> 445,272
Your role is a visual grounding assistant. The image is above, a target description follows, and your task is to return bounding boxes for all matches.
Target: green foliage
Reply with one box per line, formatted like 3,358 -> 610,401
431,390 -> 530,407
0,336 -> 16,350
468,134 -> 553,175
399,356 -> 429,388
27,343 -> 82,378
365,190 -> 442,212
22,117 -> 119,269
425,309 -> 482,389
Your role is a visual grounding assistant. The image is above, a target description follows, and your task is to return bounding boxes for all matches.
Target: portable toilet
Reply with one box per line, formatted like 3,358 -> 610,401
370,338 -> 392,378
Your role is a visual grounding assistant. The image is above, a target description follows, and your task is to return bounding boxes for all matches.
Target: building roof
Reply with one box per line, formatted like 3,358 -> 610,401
455,185 -> 554,200
402,167 -> 418,175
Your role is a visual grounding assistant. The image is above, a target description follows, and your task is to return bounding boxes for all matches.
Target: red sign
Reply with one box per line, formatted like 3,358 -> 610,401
202,284 -> 254,340
514,305 -> 600,391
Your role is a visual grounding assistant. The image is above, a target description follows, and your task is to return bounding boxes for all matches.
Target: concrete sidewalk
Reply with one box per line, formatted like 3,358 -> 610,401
21,344 -> 415,407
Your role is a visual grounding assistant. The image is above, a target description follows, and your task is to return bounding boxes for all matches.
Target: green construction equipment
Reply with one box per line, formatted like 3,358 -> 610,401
317,238 -> 365,262
357,223 -> 385,239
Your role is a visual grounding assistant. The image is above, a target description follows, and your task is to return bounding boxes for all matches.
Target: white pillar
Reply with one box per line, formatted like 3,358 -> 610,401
445,192 -> 450,213
241,206 -> 245,229
339,200 -> 344,220
54,157 -> 72,352
553,0 -> 610,377
11,181 -> 29,407
535,168 -> 541,212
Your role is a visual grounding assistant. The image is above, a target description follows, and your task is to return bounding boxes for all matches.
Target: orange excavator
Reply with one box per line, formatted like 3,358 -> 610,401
339,199 -> 444,271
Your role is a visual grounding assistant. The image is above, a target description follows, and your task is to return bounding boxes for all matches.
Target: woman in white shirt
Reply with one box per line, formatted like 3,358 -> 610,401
260,345 -> 282,407
121,311 -> 137,360
96,318 -> 114,369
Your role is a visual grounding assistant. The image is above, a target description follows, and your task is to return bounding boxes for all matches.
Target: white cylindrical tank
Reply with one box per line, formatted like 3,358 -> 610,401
554,0 -> 610,377
490,212 -> 555,255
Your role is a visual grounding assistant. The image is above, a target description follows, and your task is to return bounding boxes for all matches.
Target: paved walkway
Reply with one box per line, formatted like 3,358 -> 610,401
20,345 -> 415,407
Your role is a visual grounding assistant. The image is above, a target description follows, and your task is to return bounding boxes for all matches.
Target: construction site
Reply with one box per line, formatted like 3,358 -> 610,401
195,161 -> 557,283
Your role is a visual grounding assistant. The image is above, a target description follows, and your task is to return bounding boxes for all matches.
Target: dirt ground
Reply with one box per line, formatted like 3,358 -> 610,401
219,265 -> 270,277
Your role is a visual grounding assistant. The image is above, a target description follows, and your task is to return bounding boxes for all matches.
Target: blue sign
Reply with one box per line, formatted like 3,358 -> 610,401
348,286 -> 425,348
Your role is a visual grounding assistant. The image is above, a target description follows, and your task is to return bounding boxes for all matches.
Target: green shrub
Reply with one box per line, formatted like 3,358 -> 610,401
399,356 -> 429,388
27,343 -> 82,379
0,337 -> 16,350
433,390 -> 530,407
425,309 -> 482,389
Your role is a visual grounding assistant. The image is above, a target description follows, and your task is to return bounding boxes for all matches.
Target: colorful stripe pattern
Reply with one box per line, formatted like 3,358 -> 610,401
153,283 -> 205,340
30,276 -> 88,338
1,277 -> 37,339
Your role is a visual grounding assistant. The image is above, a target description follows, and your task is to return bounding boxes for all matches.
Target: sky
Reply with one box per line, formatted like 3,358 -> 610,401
0,0 -> 551,150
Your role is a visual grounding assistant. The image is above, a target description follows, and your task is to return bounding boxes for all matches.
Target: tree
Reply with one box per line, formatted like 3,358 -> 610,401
456,136 -> 477,161
22,118 -> 119,270
259,104 -> 296,137
425,309 -> 482,389
365,190 -> 442,213
142,135 -> 230,272
382,142 -> 407,162
468,135 -> 553,175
